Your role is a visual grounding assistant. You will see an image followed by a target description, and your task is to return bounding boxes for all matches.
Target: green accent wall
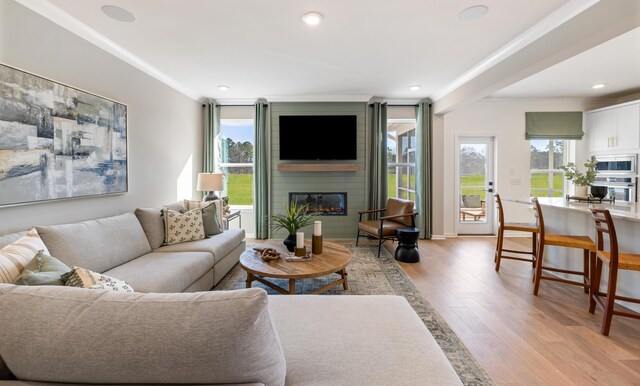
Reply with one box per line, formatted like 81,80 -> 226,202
270,102 -> 367,239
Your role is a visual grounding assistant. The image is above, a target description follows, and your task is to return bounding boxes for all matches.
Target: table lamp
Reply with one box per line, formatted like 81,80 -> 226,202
197,172 -> 224,201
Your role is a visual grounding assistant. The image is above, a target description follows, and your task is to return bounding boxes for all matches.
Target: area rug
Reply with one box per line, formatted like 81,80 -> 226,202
215,242 -> 493,385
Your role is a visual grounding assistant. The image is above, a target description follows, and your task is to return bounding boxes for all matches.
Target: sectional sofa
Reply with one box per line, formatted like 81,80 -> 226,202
0,200 -> 246,293
0,201 -> 463,385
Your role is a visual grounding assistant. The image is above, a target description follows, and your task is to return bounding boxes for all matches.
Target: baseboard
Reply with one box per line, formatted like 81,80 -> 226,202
430,234 -> 446,240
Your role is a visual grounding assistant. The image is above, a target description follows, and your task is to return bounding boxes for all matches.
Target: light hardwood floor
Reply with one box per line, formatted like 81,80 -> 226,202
383,237 -> 640,385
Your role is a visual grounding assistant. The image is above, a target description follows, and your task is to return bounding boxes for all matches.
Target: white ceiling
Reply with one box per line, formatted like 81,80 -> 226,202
16,0 -> 640,105
493,26 -> 640,98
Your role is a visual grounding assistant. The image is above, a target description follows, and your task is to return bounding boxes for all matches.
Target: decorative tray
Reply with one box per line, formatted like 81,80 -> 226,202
565,195 -> 615,203
284,251 -> 312,262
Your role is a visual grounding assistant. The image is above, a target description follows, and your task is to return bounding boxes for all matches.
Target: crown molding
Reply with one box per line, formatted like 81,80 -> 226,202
15,0 -> 200,101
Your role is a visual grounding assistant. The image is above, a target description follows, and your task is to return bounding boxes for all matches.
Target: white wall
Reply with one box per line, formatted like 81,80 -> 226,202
0,1 -> 202,234
434,97 -> 614,237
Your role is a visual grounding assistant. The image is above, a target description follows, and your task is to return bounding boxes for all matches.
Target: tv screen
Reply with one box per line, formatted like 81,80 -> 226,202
279,115 -> 357,160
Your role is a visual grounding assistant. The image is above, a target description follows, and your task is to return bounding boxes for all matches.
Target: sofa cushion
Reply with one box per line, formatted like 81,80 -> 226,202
0,228 -> 49,284
13,251 -> 71,286
36,213 -> 152,273
103,251 -> 214,293
269,295 -> 462,386
155,228 -> 245,264
0,285 -> 286,385
135,202 -> 190,250
134,207 -> 165,249
0,231 -> 27,250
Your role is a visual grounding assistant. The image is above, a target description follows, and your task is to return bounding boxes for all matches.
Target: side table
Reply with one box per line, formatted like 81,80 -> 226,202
223,210 -> 241,230
395,227 -> 420,263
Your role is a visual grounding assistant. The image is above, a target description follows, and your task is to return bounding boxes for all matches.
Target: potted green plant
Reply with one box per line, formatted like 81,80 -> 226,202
269,201 -> 320,252
560,156 -> 598,197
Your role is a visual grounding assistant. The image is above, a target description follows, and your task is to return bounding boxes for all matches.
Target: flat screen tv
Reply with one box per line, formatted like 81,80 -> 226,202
279,115 -> 357,160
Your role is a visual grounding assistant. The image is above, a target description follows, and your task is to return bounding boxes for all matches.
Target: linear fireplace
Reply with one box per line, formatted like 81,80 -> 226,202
289,192 -> 347,216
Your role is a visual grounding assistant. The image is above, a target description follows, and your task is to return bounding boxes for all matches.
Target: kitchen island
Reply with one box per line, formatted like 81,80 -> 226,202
506,197 -> 640,312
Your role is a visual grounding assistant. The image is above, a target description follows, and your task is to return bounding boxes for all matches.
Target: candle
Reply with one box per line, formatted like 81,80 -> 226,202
314,221 -> 322,236
296,231 -> 304,248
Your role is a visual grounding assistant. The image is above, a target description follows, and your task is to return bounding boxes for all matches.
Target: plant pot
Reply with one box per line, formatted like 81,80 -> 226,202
590,185 -> 608,199
283,234 -> 296,252
574,185 -> 588,197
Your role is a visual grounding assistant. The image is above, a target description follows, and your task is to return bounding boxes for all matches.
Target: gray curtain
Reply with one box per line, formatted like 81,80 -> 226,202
415,101 -> 432,239
203,100 -> 221,173
366,102 -> 388,214
254,99 -> 270,239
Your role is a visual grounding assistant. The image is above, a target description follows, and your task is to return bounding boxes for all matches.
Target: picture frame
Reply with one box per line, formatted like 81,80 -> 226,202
0,62 -> 128,207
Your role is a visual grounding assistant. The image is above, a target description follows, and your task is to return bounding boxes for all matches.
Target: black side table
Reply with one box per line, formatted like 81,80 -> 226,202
395,227 -> 420,263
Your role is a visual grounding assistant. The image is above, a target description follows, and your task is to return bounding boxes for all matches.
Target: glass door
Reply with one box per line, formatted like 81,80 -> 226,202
457,137 -> 495,234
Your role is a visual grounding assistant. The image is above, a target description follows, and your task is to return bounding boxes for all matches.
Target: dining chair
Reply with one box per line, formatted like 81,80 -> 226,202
531,197 -> 595,295
589,208 -> 640,335
494,194 -> 538,272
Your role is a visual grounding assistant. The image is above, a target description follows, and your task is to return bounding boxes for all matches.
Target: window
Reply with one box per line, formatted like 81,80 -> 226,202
387,120 -> 416,201
530,139 -> 566,197
220,118 -> 254,206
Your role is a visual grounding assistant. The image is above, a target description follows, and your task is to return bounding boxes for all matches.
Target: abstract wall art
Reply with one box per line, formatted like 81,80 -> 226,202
0,63 -> 127,206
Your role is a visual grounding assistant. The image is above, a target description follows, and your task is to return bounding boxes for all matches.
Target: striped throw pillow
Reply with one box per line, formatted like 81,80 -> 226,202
0,228 -> 50,284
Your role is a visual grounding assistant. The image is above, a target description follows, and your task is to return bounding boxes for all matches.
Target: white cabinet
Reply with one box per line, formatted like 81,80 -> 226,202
587,102 -> 640,152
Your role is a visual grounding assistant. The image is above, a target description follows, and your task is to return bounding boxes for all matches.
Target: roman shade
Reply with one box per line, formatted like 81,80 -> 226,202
525,112 -> 584,140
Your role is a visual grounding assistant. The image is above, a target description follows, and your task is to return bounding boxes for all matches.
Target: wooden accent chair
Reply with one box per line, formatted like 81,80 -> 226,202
494,194 -> 538,272
531,197 -> 595,296
356,198 -> 417,258
589,208 -> 640,336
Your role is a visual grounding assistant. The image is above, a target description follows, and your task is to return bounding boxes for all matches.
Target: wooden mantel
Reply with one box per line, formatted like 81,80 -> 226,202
277,163 -> 359,172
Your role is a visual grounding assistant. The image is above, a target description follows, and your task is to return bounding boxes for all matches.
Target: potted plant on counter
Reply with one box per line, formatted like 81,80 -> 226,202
269,201 -> 319,252
561,156 -> 600,197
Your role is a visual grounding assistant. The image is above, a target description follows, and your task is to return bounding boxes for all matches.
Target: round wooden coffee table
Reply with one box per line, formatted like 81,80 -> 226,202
239,241 -> 352,295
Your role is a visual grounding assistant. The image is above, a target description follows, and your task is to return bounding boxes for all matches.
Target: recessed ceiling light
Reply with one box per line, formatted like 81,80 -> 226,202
409,85 -> 421,91
302,11 -> 323,26
592,83 -> 606,89
218,85 -> 230,91
101,5 -> 136,23
457,5 -> 489,22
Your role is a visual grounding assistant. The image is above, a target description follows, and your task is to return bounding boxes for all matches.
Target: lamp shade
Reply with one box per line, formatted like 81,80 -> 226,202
197,173 -> 223,192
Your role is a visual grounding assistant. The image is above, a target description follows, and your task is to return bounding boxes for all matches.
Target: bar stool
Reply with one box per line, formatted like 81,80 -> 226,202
494,194 -> 538,272
589,208 -> 640,336
531,197 -> 595,296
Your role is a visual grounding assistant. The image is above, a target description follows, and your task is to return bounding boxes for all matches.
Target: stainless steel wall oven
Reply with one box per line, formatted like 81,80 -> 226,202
592,155 -> 637,202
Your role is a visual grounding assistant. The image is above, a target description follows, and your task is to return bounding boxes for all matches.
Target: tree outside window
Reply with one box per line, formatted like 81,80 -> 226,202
220,119 -> 254,206
530,139 -> 566,197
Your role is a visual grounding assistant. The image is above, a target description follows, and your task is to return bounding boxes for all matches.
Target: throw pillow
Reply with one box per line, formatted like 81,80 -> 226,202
0,228 -> 50,284
162,208 -> 206,245
201,202 -> 223,236
62,267 -> 134,292
13,250 -> 71,286
184,199 -> 224,233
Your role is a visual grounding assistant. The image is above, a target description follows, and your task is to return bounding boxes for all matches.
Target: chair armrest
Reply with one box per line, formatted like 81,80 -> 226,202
380,212 -> 418,221
358,208 -> 386,214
